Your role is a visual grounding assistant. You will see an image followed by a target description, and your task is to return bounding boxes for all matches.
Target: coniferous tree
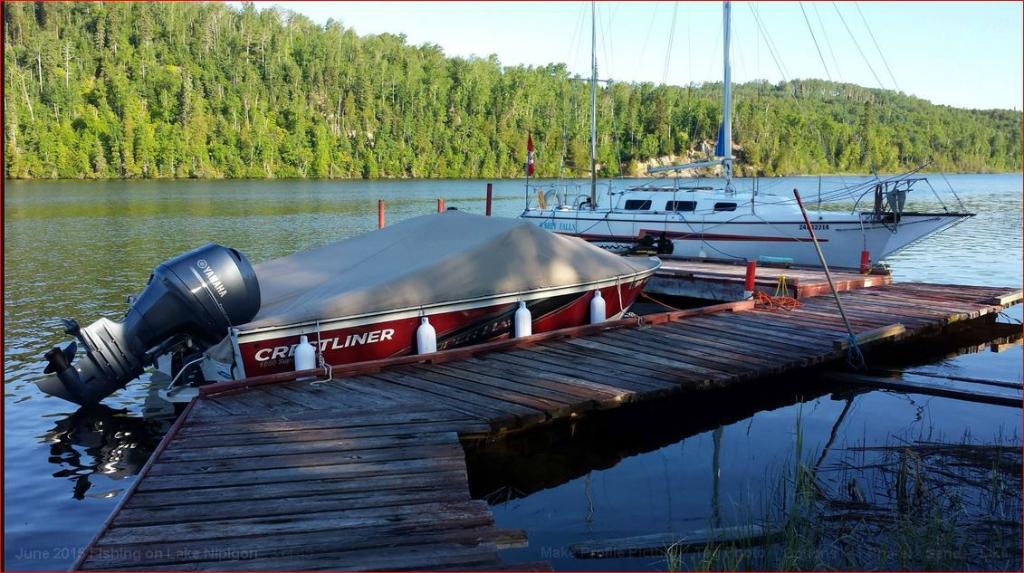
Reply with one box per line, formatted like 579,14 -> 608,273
3,2 -> 1020,180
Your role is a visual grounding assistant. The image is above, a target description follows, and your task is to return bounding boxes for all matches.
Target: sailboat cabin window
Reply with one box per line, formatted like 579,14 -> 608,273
623,200 -> 652,210
665,200 -> 697,212
713,202 -> 737,212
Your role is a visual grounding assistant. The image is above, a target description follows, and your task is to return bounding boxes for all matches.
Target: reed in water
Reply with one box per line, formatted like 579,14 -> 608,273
667,420 -> 1022,571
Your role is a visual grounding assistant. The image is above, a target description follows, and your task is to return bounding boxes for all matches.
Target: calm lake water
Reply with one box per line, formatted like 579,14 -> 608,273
3,175 -> 1021,570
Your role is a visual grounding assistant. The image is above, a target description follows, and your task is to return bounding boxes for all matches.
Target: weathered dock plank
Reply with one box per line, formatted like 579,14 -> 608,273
648,257 -> 892,300
75,281 -> 1021,571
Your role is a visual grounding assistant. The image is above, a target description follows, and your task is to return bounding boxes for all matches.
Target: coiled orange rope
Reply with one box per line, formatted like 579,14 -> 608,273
753,290 -> 802,310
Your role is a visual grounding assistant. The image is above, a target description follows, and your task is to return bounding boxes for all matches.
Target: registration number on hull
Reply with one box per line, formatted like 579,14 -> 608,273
538,221 -> 577,233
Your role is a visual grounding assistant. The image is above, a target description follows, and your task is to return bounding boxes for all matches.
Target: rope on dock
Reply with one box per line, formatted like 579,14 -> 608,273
753,290 -> 802,311
638,291 -> 693,312
845,335 -> 866,371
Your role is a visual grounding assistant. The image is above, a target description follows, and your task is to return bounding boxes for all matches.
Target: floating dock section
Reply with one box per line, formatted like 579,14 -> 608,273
648,257 -> 891,301
75,276 -> 1020,571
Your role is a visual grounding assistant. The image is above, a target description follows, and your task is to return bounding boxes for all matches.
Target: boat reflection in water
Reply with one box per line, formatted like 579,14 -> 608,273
41,388 -> 176,500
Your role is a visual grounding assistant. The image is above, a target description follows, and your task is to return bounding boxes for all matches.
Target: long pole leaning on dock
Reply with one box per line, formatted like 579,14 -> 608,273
793,189 -> 863,367
589,0 -> 598,209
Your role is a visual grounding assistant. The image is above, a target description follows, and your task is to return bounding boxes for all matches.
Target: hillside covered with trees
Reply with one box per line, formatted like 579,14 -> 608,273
3,2 -> 1020,180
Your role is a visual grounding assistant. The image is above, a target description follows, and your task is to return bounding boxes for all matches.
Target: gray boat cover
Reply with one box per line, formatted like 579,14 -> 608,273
238,211 -> 659,331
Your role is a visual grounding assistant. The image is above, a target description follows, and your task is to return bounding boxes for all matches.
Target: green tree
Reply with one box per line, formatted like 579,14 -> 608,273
3,2 -> 1020,180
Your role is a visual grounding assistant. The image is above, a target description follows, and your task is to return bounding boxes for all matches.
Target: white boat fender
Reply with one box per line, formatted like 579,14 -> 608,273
590,290 -> 606,324
294,335 -> 316,380
514,301 -> 532,338
416,317 -> 437,354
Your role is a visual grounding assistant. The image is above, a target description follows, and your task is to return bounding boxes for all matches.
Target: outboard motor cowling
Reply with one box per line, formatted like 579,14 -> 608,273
38,244 -> 260,405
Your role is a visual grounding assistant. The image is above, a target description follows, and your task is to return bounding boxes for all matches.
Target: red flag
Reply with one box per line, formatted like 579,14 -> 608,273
526,134 -> 535,177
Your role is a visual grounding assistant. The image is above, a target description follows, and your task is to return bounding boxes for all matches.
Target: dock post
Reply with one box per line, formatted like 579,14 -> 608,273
743,261 -> 757,299
437,198 -> 445,212
485,183 -> 493,216
378,199 -> 385,229
860,250 -> 870,274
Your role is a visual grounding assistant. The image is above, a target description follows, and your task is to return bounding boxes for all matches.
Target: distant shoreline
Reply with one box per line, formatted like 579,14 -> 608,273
4,171 -> 1019,183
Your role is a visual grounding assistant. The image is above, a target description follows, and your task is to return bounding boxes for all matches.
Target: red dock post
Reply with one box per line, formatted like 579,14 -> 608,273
377,199 -> 385,229
860,250 -> 870,274
485,183 -> 493,216
437,198 -> 445,213
743,260 -> 757,298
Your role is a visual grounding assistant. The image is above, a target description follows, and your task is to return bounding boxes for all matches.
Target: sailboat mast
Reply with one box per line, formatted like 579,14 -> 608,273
722,0 -> 734,192
590,0 -> 598,209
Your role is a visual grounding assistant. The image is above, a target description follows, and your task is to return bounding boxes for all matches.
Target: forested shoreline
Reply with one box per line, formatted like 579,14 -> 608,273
4,2 -> 1021,180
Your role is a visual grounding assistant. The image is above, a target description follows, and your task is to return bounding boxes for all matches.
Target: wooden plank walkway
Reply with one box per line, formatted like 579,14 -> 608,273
76,407 -> 533,571
649,257 -> 891,300
75,282 -> 1020,571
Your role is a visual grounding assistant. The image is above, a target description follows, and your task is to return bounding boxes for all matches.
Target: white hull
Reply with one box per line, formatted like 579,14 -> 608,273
521,205 -> 971,269
519,3 -> 972,272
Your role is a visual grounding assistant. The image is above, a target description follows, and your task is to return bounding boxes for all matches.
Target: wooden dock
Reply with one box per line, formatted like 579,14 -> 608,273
75,281 -> 1020,571
647,257 -> 891,301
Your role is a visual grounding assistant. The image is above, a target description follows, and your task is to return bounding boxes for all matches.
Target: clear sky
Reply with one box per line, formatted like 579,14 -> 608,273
257,1 -> 1022,111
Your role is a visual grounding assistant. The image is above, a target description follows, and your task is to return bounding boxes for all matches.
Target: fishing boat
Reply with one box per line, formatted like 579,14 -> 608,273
519,1 -> 973,270
38,211 -> 659,405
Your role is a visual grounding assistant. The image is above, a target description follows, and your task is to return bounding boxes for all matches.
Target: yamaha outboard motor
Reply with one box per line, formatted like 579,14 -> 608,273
38,244 -> 260,405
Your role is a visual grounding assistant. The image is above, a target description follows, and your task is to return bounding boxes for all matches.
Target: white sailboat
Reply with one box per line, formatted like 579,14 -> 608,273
519,1 -> 973,270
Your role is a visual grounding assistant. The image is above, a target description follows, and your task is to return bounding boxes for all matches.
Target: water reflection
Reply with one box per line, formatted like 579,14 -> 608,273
867,316 -> 1023,367
473,320 -> 1020,571
3,175 -> 1019,570
41,404 -> 171,501
467,319 -> 1021,505
466,375 -> 838,503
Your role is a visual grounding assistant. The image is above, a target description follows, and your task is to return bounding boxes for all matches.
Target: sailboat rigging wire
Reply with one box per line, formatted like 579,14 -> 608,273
748,3 -> 789,81
608,2 -> 624,80
567,3 -> 587,77
795,1 -> 840,169
662,2 -> 680,85
637,3 -> 661,67
799,2 -> 833,82
598,3 -> 613,81
854,2 -> 900,92
730,10 -> 750,83
558,83 -> 572,183
923,178 -> 950,212
687,3 -> 692,85
699,237 -> 747,261
813,2 -> 843,81
939,172 -> 966,210
704,14 -> 723,82
788,164 -> 929,207
831,1 -> 885,90
609,91 -> 624,179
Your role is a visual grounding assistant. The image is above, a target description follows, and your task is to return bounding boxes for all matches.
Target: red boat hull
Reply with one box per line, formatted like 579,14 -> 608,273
236,280 -> 648,377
